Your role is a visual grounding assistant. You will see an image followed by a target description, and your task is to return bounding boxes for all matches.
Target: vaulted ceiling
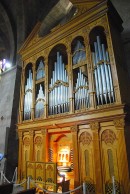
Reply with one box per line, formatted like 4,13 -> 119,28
0,0 -> 130,67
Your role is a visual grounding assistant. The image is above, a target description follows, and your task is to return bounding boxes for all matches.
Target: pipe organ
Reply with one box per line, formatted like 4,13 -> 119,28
18,1 -> 130,193
49,52 -> 69,115
24,70 -> 33,120
92,36 -> 115,105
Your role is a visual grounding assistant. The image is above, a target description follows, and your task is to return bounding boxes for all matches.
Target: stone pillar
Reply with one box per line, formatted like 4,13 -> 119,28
114,118 -> 130,194
20,67 -> 25,122
18,131 -> 23,181
41,128 -> 48,162
90,122 -> 103,194
70,125 -> 80,188
29,130 -> 34,161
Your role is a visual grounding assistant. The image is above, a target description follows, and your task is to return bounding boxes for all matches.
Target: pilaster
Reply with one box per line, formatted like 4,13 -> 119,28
41,128 -> 48,162
113,118 -> 129,194
29,130 -> 34,161
70,125 -> 80,188
90,122 -> 103,194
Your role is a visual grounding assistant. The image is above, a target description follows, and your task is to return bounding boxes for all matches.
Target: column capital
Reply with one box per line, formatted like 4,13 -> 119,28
89,122 -> 99,131
113,118 -> 125,129
29,130 -> 34,137
70,125 -> 78,133
41,128 -> 48,135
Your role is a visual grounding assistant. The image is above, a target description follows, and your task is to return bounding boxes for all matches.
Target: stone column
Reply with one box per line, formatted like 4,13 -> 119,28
90,122 -> 103,194
114,118 -> 129,194
18,131 -> 23,181
20,67 -> 25,122
41,128 -> 48,162
70,125 -> 80,188
29,130 -> 34,161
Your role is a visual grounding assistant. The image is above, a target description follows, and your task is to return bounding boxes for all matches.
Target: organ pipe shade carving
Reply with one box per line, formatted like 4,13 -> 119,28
74,69 -> 89,110
24,70 -> 33,120
92,36 -> 115,105
49,52 -> 69,115
36,60 -> 45,80
35,84 -> 45,118
72,40 -> 86,65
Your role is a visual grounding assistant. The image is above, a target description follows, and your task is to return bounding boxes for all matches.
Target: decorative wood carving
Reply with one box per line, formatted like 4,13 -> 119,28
90,122 -> 99,131
23,137 -> 30,146
101,129 -> 116,144
113,118 -> 125,129
70,125 -> 78,133
35,136 -> 42,145
79,131 -> 92,145
41,128 -> 48,135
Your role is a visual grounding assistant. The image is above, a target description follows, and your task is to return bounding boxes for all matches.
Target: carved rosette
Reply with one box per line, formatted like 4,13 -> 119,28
79,131 -> 92,145
70,125 -> 78,133
113,118 -> 125,129
90,122 -> 99,131
41,128 -> 48,135
101,129 -> 116,144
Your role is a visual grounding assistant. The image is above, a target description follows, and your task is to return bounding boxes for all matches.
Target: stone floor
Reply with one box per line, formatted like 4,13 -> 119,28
12,185 -> 24,193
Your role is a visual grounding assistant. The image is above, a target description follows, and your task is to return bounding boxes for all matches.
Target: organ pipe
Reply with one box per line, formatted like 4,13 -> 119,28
49,52 -> 69,115
92,36 -> 115,105
74,69 -> 89,110
36,60 -> 45,80
24,70 -> 33,120
35,84 -> 45,118
73,40 -> 86,65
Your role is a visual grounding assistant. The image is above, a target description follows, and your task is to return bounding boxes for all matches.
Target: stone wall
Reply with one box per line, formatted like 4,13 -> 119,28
0,65 -> 21,179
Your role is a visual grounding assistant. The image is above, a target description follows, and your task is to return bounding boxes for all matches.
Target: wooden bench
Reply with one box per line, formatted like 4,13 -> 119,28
16,188 -> 36,194
0,183 -> 13,194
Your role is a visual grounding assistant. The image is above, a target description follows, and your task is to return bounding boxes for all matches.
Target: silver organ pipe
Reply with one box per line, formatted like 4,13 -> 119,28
24,70 -> 33,120
49,52 -> 69,115
75,69 -> 89,110
73,41 -> 86,65
36,60 -> 45,80
92,36 -> 115,105
35,84 -> 45,118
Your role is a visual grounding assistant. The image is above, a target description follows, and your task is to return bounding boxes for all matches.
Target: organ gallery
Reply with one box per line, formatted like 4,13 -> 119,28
17,0 -> 130,193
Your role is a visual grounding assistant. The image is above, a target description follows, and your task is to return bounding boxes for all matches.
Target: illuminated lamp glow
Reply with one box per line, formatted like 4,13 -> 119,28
5,62 -> 11,69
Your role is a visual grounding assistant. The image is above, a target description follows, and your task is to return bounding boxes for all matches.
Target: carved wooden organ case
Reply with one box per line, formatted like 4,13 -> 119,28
18,0 -> 130,193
